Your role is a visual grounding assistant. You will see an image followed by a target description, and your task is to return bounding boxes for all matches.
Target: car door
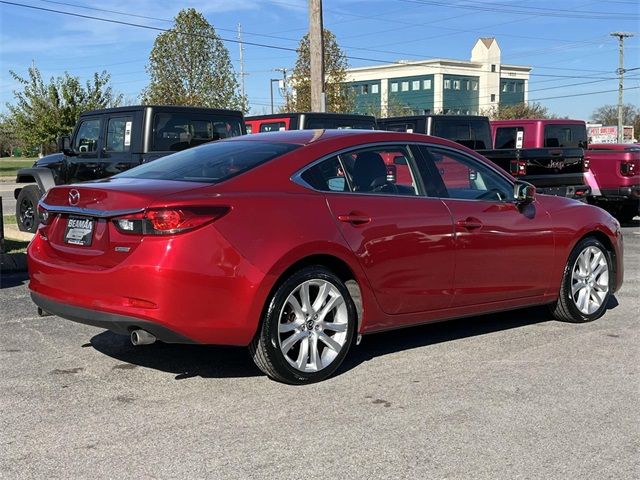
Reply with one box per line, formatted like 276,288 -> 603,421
415,145 -> 555,307
65,115 -> 103,183
298,144 -> 455,316
101,113 -> 137,175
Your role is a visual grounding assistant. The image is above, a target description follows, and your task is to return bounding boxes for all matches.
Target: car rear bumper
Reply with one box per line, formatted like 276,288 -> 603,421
31,292 -> 198,343
599,186 -> 640,200
27,225 -> 269,346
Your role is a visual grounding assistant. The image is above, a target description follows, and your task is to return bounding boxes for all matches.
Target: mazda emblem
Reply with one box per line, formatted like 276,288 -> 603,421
68,189 -> 80,206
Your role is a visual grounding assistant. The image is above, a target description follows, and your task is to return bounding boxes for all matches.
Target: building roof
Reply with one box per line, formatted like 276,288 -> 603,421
479,37 -> 496,48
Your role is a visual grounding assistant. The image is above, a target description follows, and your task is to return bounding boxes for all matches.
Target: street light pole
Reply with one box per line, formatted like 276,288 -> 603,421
610,32 -> 634,143
309,0 -> 325,112
270,79 -> 280,114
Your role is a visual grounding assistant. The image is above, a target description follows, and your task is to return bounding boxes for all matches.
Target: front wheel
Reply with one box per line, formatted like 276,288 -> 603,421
249,266 -> 357,384
551,237 -> 612,323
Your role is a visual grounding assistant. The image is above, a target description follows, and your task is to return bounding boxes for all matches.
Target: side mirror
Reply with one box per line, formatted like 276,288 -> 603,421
57,135 -> 75,156
514,181 -> 536,204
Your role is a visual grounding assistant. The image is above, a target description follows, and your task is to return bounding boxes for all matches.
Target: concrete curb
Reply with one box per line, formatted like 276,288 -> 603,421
1,226 -> 33,274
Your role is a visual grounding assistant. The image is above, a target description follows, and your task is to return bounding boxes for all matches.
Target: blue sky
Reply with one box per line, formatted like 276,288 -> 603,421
0,0 -> 638,120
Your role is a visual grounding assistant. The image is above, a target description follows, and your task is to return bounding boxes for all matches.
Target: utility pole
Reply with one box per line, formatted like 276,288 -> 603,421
308,0 -> 325,112
610,32 -> 634,143
237,23 -> 247,100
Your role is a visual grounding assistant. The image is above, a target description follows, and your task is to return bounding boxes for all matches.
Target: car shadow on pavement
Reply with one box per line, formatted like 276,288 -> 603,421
0,272 -> 29,289
90,332 -> 262,379
89,300 -> 620,382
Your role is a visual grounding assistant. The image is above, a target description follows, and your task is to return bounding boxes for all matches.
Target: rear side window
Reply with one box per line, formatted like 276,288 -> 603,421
494,127 -> 524,149
260,122 -> 287,132
117,141 -> 299,183
544,125 -> 587,148
299,145 -> 419,196
305,118 -> 375,130
381,123 -> 417,133
152,113 -> 243,151
432,119 -> 491,149
106,117 -> 133,152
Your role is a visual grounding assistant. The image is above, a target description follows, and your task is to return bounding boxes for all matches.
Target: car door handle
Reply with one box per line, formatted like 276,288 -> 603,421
337,213 -> 371,225
456,217 -> 483,230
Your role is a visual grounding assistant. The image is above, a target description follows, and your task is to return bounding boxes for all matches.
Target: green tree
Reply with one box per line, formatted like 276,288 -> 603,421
142,8 -> 246,111
482,102 -> 551,120
284,29 -> 354,113
591,103 -> 640,137
5,65 -> 121,154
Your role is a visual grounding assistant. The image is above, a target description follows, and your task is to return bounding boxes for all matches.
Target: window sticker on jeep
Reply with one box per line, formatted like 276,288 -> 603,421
124,121 -> 132,147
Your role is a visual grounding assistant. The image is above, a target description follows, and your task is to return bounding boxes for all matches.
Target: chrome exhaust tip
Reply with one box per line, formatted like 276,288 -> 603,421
130,329 -> 156,346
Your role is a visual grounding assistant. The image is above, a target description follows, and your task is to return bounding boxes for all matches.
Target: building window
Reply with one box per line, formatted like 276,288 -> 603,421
401,81 -> 409,92
464,80 -> 470,90
471,80 -> 478,90
502,83 -> 508,92
423,79 -> 432,90
412,80 -> 420,90
371,84 -> 379,94
491,64 -> 497,72
361,84 -> 369,95
391,82 -> 398,92
491,94 -> 496,102
444,79 -> 451,89
516,83 -> 524,93
453,80 -> 461,90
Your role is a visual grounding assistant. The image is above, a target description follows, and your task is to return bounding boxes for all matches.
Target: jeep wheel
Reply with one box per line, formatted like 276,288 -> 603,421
16,185 -> 42,233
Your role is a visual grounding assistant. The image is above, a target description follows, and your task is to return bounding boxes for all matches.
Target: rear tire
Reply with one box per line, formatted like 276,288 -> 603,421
614,203 -> 639,224
551,237 -> 612,323
249,266 -> 357,384
16,185 -> 42,233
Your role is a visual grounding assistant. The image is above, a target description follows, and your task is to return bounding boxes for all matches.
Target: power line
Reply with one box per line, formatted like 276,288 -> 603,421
23,0 -> 622,75
398,0 -> 638,21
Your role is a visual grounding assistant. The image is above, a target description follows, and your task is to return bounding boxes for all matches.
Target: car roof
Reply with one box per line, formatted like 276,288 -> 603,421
245,112 -> 375,121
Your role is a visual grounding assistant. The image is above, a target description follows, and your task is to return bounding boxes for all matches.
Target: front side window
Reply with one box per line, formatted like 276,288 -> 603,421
117,141 -> 298,183
152,113 -> 243,152
74,119 -> 101,153
421,147 -> 512,201
106,117 -> 133,152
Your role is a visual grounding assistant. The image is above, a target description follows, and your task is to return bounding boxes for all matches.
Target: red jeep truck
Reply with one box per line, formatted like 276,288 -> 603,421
245,112 -> 376,133
585,143 -> 640,222
491,119 -> 639,222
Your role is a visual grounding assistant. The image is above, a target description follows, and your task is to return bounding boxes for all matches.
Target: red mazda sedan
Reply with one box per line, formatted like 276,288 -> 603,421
28,130 -> 624,384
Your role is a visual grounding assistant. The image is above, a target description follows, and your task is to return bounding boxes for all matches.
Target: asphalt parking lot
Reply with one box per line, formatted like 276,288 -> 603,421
1,225 -> 638,479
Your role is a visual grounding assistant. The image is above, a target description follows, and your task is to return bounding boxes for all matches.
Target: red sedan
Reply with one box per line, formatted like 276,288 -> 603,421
28,130 -> 624,384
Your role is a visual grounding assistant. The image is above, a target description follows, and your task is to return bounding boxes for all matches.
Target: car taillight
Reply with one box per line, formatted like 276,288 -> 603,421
113,207 -> 230,235
37,204 -> 52,225
510,159 -> 526,176
620,160 -> 637,177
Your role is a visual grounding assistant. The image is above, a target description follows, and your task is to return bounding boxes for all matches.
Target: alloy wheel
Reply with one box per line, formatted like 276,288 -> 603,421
570,246 -> 609,315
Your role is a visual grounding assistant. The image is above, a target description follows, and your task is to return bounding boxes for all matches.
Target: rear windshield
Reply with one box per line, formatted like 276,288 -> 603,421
117,141 -> 299,183
544,124 -> 588,148
152,113 -> 244,151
